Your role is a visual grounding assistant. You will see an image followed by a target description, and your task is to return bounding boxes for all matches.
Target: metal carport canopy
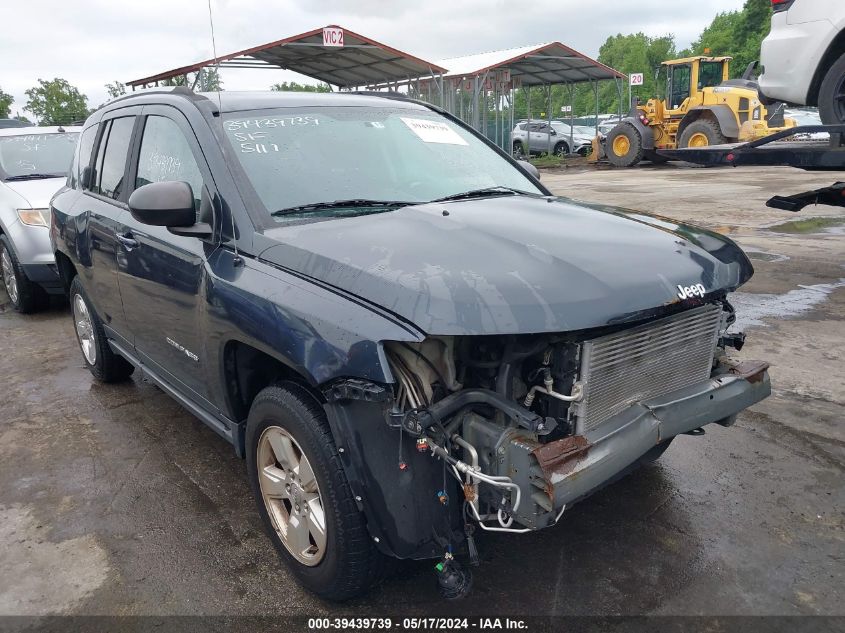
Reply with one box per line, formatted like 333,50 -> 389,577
126,25 -> 447,89
437,42 -> 624,84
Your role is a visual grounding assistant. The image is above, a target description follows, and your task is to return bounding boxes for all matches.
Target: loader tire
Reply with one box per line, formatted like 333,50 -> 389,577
606,123 -> 644,167
679,119 -> 728,148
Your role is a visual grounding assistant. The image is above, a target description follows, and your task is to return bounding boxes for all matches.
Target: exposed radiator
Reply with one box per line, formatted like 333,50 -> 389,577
574,304 -> 723,432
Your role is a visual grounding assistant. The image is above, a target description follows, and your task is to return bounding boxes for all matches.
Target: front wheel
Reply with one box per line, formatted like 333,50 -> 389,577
818,52 -> 845,124
553,141 -> 569,156
679,119 -> 728,148
246,384 -> 386,600
512,141 -> 526,159
606,123 -> 644,167
0,235 -> 47,313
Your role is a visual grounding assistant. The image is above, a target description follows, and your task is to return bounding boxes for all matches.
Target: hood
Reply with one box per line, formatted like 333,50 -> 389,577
3,177 -> 66,209
258,195 -> 753,336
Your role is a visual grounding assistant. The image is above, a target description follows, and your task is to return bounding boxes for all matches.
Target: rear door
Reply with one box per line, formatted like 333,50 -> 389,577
529,123 -> 552,153
117,106 -> 218,404
77,111 -> 139,345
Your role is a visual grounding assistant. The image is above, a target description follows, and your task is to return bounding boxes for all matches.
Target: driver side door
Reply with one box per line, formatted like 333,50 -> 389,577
116,106 -> 219,406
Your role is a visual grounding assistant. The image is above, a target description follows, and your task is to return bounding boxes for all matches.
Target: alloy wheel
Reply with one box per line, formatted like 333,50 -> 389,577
257,426 -> 327,566
1,248 -> 19,305
72,294 -> 97,365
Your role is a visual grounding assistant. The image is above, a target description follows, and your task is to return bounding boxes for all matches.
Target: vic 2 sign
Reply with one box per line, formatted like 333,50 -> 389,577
323,27 -> 344,47
629,73 -> 644,86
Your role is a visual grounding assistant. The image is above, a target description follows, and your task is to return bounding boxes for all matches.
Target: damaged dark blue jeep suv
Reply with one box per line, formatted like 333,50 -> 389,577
51,88 -> 770,600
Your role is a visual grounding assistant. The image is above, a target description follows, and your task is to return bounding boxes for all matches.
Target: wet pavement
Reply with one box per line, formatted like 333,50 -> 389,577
0,165 -> 842,617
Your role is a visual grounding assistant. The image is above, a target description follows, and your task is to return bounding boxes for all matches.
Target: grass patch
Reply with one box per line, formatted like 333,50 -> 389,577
529,153 -> 564,169
767,216 -> 845,234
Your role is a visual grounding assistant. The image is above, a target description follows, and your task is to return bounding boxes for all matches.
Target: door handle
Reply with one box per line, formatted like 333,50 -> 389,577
116,233 -> 139,249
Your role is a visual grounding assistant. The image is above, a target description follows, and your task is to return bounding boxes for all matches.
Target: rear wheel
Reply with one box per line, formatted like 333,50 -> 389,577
69,277 -> 135,382
246,384 -> 386,600
0,235 -> 47,313
606,123 -> 644,167
553,141 -> 569,156
679,119 -> 728,148
818,52 -> 845,124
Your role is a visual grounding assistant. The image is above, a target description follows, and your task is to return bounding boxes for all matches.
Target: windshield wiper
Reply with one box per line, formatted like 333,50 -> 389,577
271,199 -> 417,217
431,186 -> 533,203
5,173 -> 62,181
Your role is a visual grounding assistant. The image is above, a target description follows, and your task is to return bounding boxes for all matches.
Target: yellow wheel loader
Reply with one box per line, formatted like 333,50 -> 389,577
605,56 -> 796,167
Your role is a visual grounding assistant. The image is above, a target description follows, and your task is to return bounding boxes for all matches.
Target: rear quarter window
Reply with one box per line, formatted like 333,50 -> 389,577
71,124 -> 98,190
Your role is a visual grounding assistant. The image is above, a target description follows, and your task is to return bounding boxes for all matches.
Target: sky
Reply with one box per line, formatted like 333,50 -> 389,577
2,0 -> 744,120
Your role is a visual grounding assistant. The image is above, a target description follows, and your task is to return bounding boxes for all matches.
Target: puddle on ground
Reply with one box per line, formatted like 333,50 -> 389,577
766,216 -> 845,234
730,279 -> 845,329
745,250 -> 790,263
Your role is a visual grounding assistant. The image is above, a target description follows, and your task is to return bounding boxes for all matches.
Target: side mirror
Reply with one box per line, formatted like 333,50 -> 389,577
550,129 -> 557,136
128,181 -> 196,227
517,160 -> 540,181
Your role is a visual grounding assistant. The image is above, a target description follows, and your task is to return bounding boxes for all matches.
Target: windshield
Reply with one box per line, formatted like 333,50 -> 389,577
223,106 -> 543,221
0,132 -> 79,179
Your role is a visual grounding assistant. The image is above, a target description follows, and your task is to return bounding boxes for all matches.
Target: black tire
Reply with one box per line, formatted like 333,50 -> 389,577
553,141 -> 569,156
68,276 -> 135,382
246,384 -> 386,601
0,235 -> 48,314
512,141 -> 526,159
818,52 -> 845,124
679,119 -> 728,148
606,123 -> 644,167
640,438 -> 674,463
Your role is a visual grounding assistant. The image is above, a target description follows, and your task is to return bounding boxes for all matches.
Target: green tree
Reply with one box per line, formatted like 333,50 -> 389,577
0,86 -> 12,118
24,78 -> 89,125
160,68 -> 223,91
270,81 -> 332,93
195,68 -> 223,92
686,0 -> 772,77
105,81 -> 126,99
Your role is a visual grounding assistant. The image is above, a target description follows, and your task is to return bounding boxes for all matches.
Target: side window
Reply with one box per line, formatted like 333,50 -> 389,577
73,124 -> 98,190
94,117 -> 134,200
136,115 -> 205,213
91,120 -> 109,193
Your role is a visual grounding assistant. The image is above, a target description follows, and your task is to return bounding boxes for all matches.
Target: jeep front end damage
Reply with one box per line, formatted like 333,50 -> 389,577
323,299 -> 770,597
381,301 -> 770,537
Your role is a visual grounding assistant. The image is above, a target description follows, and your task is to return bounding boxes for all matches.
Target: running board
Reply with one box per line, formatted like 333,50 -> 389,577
108,339 -> 236,445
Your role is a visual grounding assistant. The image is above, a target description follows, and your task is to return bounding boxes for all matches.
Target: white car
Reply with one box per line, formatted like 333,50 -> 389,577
0,126 -> 80,312
511,120 -> 592,157
759,0 -> 845,123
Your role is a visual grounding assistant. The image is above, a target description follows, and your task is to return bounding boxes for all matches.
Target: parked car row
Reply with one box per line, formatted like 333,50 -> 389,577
511,120 -> 593,157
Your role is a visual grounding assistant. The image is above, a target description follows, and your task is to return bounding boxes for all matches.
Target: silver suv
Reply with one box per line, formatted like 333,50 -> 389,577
511,120 -> 592,157
0,126 -> 80,312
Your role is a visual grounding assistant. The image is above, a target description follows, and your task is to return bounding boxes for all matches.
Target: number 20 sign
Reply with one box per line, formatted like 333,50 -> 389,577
629,73 -> 644,86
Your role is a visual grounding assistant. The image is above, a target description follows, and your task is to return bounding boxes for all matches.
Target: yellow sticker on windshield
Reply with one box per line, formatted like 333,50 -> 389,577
400,117 -> 468,145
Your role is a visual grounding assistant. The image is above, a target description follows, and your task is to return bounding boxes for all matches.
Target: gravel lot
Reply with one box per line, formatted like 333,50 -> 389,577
0,164 -> 842,618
